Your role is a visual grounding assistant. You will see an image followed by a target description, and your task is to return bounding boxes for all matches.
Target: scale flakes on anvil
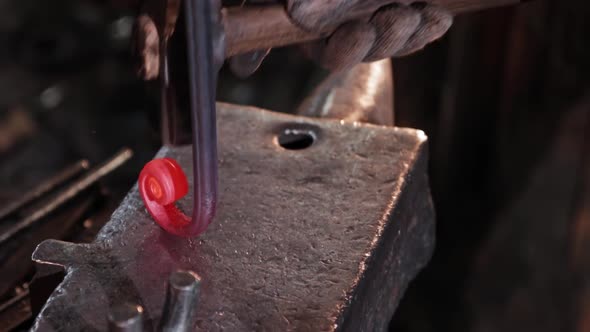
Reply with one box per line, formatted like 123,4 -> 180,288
31,103 -> 435,331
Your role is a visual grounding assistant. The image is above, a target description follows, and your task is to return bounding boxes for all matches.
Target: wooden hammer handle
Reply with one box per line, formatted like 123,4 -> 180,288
223,0 -> 523,57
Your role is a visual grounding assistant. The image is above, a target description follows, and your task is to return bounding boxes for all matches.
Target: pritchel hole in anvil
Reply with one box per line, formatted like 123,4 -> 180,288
277,128 -> 316,150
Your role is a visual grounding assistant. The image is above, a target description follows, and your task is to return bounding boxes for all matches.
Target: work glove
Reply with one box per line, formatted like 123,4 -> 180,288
230,0 -> 453,76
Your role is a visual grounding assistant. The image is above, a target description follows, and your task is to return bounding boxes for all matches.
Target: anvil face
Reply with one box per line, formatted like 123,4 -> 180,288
31,103 -> 434,331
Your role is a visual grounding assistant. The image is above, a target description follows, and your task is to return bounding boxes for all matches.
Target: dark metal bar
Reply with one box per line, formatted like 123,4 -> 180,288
0,288 -> 31,331
0,194 -> 97,298
160,270 -> 201,332
0,289 -> 29,314
182,0 -> 218,235
0,149 -> 133,245
0,160 -> 89,221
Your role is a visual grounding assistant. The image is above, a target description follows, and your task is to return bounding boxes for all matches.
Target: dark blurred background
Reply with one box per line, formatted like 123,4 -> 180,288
0,0 -> 589,330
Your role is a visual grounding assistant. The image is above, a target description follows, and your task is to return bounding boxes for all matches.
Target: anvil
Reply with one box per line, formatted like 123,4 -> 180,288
31,102 -> 434,331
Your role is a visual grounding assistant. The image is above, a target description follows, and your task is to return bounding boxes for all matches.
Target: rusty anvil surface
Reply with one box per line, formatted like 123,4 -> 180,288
31,103 -> 435,331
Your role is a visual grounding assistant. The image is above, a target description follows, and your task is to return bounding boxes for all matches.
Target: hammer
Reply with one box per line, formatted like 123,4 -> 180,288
223,1 -> 527,57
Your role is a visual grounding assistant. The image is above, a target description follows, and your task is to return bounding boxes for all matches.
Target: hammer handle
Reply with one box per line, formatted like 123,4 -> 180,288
223,0 -> 522,57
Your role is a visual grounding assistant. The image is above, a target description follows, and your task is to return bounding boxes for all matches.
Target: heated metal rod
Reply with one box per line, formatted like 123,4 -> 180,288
0,149 -> 133,246
0,160 -> 90,221
223,1 -> 525,57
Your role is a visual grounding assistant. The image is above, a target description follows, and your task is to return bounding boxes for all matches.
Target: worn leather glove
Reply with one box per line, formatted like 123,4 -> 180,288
301,3 -> 453,70
230,1 -> 453,75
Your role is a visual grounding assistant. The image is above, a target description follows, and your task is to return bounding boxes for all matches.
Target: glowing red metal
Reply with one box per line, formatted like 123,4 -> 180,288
139,158 -> 212,237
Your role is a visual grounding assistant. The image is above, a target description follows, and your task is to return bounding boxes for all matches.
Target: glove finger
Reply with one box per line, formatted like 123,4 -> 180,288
315,21 -> 376,71
365,5 -> 422,62
395,5 -> 452,56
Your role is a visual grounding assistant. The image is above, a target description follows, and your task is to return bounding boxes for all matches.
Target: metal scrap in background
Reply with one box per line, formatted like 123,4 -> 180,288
0,149 -> 133,330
